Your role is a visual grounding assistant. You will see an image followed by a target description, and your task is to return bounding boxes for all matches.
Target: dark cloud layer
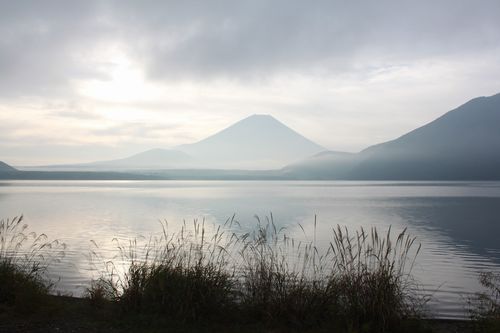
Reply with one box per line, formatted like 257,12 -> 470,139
120,0 -> 500,79
0,1 -> 112,97
1,0 -> 500,97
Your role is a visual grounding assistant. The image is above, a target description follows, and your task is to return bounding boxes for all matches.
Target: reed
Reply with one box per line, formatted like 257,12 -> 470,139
0,216 -> 65,313
237,215 -> 331,326
470,271 -> 500,332
88,215 -> 425,331
326,225 -> 423,331
88,218 -> 237,321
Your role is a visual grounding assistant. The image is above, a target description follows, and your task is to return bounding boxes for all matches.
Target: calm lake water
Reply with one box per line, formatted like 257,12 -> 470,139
1,180 -> 500,319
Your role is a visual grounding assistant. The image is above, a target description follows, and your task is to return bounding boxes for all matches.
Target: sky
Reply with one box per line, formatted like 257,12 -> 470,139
1,0 -> 500,166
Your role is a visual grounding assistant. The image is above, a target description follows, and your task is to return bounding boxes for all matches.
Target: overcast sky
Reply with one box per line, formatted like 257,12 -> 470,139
1,0 -> 500,165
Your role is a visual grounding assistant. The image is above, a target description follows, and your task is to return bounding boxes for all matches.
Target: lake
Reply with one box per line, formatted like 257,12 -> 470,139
1,180 -> 500,319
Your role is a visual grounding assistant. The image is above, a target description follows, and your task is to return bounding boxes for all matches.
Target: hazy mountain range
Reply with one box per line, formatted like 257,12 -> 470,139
43,149 -> 195,171
2,92 -> 500,180
284,92 -> 500,180
24,114 -> 325,171
0,161 -> 17,172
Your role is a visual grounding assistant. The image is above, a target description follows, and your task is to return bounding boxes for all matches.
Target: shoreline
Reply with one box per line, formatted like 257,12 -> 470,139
0,295 -> 477,333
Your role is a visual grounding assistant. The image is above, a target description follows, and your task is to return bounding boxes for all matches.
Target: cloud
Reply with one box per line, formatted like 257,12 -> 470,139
0,1 -> 112,97
91,122 -> 175,138
50,110 -> 101,120
45,101 -> 102,120
111,0 -> 500,80
1,1 -> 500,164
2,0 -> 500,93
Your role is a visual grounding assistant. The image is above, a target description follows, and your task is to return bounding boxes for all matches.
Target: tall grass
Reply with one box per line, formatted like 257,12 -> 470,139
470,271 -> 500,332
0,216 -> 65,313
89,215 -> 425,331
237,216 -> 423,330
327,225 -> 423,330
237,215 -> 331,326
88,218 -> 238,320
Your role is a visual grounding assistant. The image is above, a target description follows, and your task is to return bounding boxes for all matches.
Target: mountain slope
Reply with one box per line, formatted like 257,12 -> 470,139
83,149 -> 194,170
0,161 -> 17,172
282,151 -> 356,179
29,149 -> 194,171
177,114 -> 325,169
353,92 -> 500,179
284,93 -> 500,180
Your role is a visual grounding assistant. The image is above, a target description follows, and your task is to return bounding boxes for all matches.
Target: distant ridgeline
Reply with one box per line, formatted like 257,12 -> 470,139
284,92 -> 500,180
2,92 -> 500,180
0,161 -> 162,180
0,161 -> 17,172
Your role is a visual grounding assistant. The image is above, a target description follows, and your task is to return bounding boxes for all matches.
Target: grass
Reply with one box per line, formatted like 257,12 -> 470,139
469,271 -> 500,332
236,215 -> 329,326
235,217 -> 424,331
0,216 -> 65,314
0,213 -> 437,332
87,218 -> 237,321
14,212 -> 500,333
86,215 -> 427,332
327,225 -> 424,331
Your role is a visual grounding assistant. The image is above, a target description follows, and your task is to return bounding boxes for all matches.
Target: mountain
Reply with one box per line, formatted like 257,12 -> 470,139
282,151 -> 356,179
285,93 -> 500,180
79,149 -> 194,170
98,149 -> 194,169
27,149 -> 194,171
19,93 -> 500,179
0,161 -> 17,172
32,114 -> 325,171
354,92 -> 500,179
177,114 -> 325,169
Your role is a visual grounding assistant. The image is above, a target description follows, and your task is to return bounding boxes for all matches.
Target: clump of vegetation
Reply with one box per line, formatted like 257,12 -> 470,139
0,216 -> 65,314
88,218 -> 237,321
237,216 -> 332,326
470,271 -> 500,332
89,215 -> 426,331
237,216 -> 424,331
327,225 -> 424,331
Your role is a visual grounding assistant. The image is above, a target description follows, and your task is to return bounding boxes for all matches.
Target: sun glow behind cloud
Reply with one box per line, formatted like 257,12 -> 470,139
77,50 -> 164,105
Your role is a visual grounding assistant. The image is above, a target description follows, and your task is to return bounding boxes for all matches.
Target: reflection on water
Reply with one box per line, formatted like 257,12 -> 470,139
1,180 -> 500,319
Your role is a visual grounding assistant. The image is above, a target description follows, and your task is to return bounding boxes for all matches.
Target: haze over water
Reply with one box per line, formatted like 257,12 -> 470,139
1,180 -> 500,319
